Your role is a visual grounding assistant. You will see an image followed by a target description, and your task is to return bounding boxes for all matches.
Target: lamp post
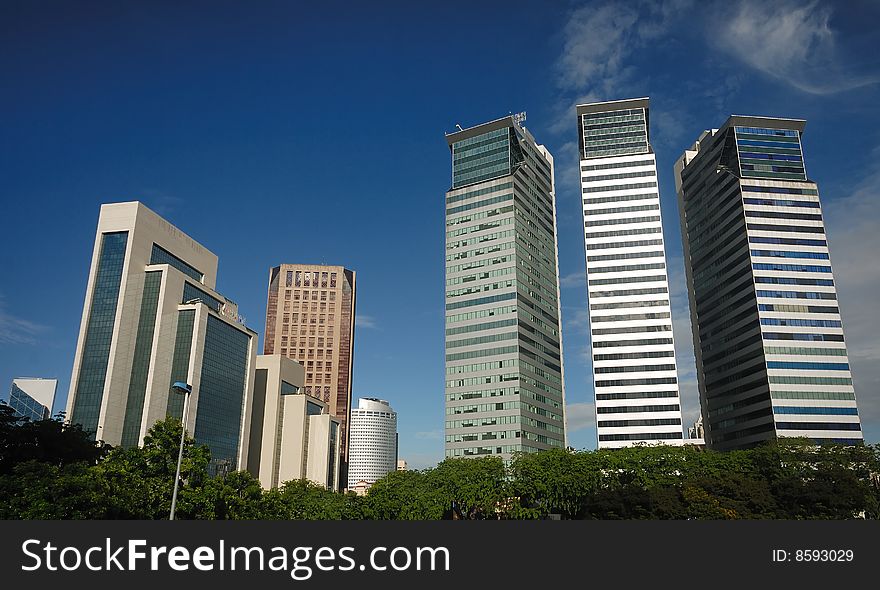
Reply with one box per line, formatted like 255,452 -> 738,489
169,381 -> 192,521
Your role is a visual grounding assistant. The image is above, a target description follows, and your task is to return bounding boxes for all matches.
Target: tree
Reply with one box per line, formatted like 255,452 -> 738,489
0,406 -> 108,475
94,417 -> 211,519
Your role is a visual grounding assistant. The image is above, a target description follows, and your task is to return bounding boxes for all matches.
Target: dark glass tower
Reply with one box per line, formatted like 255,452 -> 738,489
674,116 -> 862,450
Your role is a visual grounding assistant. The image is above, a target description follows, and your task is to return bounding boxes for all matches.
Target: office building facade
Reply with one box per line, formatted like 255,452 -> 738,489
444,114 -> 566,459
263,263 -> 355,488
5,378 -> 57,421
67,202 -> 258,472
577,98 -> 683,448
247,354 -> 341,490
347,397 -> 397,489
674,115 -> 862,449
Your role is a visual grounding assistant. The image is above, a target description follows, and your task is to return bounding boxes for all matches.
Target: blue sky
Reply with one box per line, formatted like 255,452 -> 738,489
1,0 -> 878,468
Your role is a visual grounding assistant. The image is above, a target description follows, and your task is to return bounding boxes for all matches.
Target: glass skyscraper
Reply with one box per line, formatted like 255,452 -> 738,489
674,115 -> 862,449
67,202 -> 258,473
444,114 -> 566,460
577,98 -> 683,448
4,378 -> 57,422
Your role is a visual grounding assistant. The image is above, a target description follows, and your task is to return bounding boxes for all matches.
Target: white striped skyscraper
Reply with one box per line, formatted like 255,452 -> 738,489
674,115 -> 862,449
577,98 -> 683,448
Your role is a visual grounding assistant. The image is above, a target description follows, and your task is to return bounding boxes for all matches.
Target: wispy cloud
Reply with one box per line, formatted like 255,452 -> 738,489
711,0 -> 880,95
140,189 -> 185,217
414,429 -> 443,441
559,270 -> 586,289
0,295 -> 49,345
553,0 -> 692,117
823,146 -> 880,424
565,401 -> 596,434
549,0 -> 694,196
355,314 -> 378,329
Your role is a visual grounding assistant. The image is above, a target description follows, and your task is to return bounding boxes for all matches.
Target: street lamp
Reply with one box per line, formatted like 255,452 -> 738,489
169,381 -> 192,521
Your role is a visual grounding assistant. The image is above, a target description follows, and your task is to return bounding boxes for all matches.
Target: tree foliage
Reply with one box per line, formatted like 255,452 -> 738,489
1,412 -> 879,520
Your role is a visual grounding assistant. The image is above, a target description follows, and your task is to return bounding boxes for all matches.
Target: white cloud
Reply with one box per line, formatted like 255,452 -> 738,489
414,429 -> 443,440
559,270 -> 586,289
0,295 -> 49,345
823,147 -> 880,424
711,0 -> 879,95
566,401 -> 596,433
355,314 -> 377,329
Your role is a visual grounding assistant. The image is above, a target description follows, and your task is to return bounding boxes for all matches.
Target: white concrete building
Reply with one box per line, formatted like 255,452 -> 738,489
66,201 -> 258,473
347,397 -> 397,490
577,98 -> 684,448
247,354 -> 341,490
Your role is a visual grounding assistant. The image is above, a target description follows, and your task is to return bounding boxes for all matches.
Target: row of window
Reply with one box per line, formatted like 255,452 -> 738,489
589,287 -> 668,298
446,331 -> 517,349
761,305 -> 839,318
592,324 -> 672,336
751,250 -> 828,260
742,198 -> 818,208
749,236 -> 826,247
589,262 -> 666,275
584,203 -> 659,216
599,432 -> 682,441
756,290 -> 836,300
582,181 -> 657,194
590,299 -> 669,311
763,332 -> 844,342
446,181 -> 513,205
753,263 -> 831,273
446,193 -> 514,216
592,337 -> 674,348
755,276 -> 834,286
591,311 -> 671,323
776,422 -> 861,431
585,226 -> 662,239
773,406 -> 858,415
594,350 -> 674,361
581,158 -> 654,172
586,215 -> 661,228
584,192 -> 659,205
588,274 -> 667,287
598,418 -> 681,428
595,377 -> 678,388
596,390 -> 678,400
587,250 -> 665,263
741,185 -> 817,195
764,346 -> 847,356
761,318 -> 841,328
747,223 -> 824,234
766,361 -> 849,371
581,170 -> 656,183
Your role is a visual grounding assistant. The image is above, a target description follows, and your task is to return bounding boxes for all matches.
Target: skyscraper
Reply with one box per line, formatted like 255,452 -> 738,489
263,263 -> 355,488
674,115 -> 862,449
577,98 -> 683,448
347,397 -> 397,490
444,113 -> 566,460
67,202 -> 258,472
5,378 -> 57,421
